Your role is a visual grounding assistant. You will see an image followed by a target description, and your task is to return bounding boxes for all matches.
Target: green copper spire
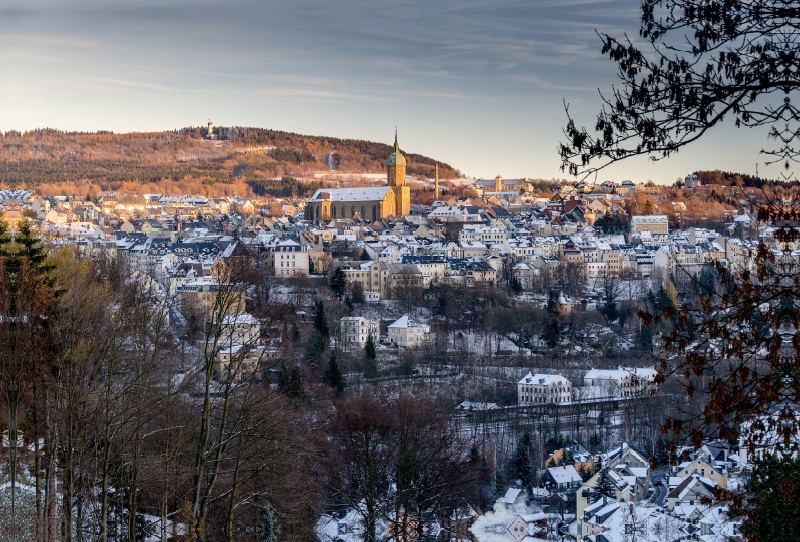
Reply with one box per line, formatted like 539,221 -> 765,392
388,128 -> 406,166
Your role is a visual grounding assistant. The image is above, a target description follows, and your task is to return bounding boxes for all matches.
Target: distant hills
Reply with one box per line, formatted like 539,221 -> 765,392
0,127 -> 461,197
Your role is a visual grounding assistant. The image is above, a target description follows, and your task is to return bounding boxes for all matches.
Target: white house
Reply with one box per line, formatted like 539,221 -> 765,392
517,373 -> 572,406
387,315 -> 430,347
340,316 -> 379,348
584,368 -> 656,398
273,239 -> 310,277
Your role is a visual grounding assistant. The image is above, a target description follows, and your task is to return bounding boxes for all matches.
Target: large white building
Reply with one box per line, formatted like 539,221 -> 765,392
630,215 -> 669,235
584,367 -> 657,398
339,316 -> 379,348
273,239 -> 310,277
517,373 -> 572,406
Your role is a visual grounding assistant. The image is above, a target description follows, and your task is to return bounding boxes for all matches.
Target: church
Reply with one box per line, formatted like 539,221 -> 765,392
305,132 -> 411,222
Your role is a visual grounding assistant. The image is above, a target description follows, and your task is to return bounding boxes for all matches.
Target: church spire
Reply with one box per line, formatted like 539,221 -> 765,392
394,127 -> 399,153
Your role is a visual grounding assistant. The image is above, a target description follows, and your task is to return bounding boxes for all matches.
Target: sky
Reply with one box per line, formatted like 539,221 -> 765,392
0,0 -> 777,183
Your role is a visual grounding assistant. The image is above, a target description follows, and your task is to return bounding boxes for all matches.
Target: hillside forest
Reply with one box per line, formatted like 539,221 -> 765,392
0,127 -> 461,197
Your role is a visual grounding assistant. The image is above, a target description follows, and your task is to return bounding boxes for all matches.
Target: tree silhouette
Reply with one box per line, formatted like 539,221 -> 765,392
560,0 -> 800,182
329,267 -> 347,301
509,432 -> 535,492
323,351 -> 346,394
364,333 -> 377,361
313,300 -> 329,339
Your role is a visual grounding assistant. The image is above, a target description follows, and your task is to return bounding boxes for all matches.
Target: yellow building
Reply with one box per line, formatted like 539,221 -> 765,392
305,132 -> 411,221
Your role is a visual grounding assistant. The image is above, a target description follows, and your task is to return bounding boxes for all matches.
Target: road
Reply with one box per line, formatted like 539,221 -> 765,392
649,467 -> 670,506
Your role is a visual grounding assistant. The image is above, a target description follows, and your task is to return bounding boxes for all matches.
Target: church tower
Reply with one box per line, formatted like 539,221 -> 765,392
387,130 -> 411,216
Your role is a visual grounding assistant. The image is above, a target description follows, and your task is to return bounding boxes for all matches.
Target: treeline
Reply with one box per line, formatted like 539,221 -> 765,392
0,158 -> 231,185
694,170 -> 798,188
0,127 -> 461,193
247,177 -> 323,198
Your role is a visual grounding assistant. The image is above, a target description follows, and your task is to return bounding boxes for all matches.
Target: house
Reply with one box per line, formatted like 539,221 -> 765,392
667,474 -> 718,515
273,240 -> 310,277
386,263 -> 424,297
606,442 -> 650,470
214,345 -> 266,383
517,373 -> 572,406
542,465 -> 583,489
583,368 -> 655,398
339,316 -> 379,348
676,456 -> 728,489
579,497 -> 691,542
630,215 -> 669,235
576,468 -> 632,526
388,315 -> 430,347
545,444 -> 595,472
219,313 -> 261,345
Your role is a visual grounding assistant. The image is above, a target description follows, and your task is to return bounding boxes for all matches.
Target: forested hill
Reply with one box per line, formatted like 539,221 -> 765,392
0,127 -> 461,196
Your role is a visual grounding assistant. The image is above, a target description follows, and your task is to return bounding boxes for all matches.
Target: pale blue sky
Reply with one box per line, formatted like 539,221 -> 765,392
0,0 -> 774,183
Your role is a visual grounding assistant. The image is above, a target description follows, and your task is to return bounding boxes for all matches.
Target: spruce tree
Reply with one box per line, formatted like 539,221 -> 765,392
509,432 -> 534,491
323,351 -> 345,394
313,300 -> 329,339
591,463 -> 617,503
258,505 -> 281,542
364,333 -> 377,360
329,267 -> 347,300
305,331 -> 326,366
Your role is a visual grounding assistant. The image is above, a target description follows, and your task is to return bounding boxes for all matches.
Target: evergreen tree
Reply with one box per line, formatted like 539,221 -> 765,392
588,432 -> 603,454
546,289 -> 560,315
363,357 -> 378,379
305,331 -> 326,366
329,267 -> 347,300
323,351 -> 346,394
360,248 -> 371,261
739,450 -> 800,541
509,432 -> 535,491
277,363 -> 304,399
364,333 -> 377,361
601,298 -> 618,323
313,300 -> 329,339
11,220 -> 52,275
638,323 -> 653,352
258,505 -> 281,542
564,446 -> 575,466
590,463 -> 617,503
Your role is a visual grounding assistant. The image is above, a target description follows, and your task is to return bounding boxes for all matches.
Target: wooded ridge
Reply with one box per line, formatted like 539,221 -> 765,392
0,127 -> 461,196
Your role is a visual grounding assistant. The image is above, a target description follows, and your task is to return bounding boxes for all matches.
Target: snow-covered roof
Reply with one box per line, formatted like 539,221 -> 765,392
546,465 -> 582,485
518,373 -> 567,386
308,186 -> 390,202
388,314 -> 428,329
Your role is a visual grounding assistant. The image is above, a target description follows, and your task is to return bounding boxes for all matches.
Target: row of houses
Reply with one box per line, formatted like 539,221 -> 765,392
517,368 -> 658,406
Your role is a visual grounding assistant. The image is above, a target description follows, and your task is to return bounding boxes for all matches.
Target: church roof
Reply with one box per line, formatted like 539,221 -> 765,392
308,186 -> 390,202
387,131 -> 406,166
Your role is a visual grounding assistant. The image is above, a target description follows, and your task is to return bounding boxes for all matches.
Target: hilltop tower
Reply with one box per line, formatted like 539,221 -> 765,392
434,163 -> 439,201
495,175 -> 503,192
387,130 -> 411,216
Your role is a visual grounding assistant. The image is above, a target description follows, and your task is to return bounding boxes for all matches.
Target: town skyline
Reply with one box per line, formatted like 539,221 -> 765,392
0,0 -> 779,184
